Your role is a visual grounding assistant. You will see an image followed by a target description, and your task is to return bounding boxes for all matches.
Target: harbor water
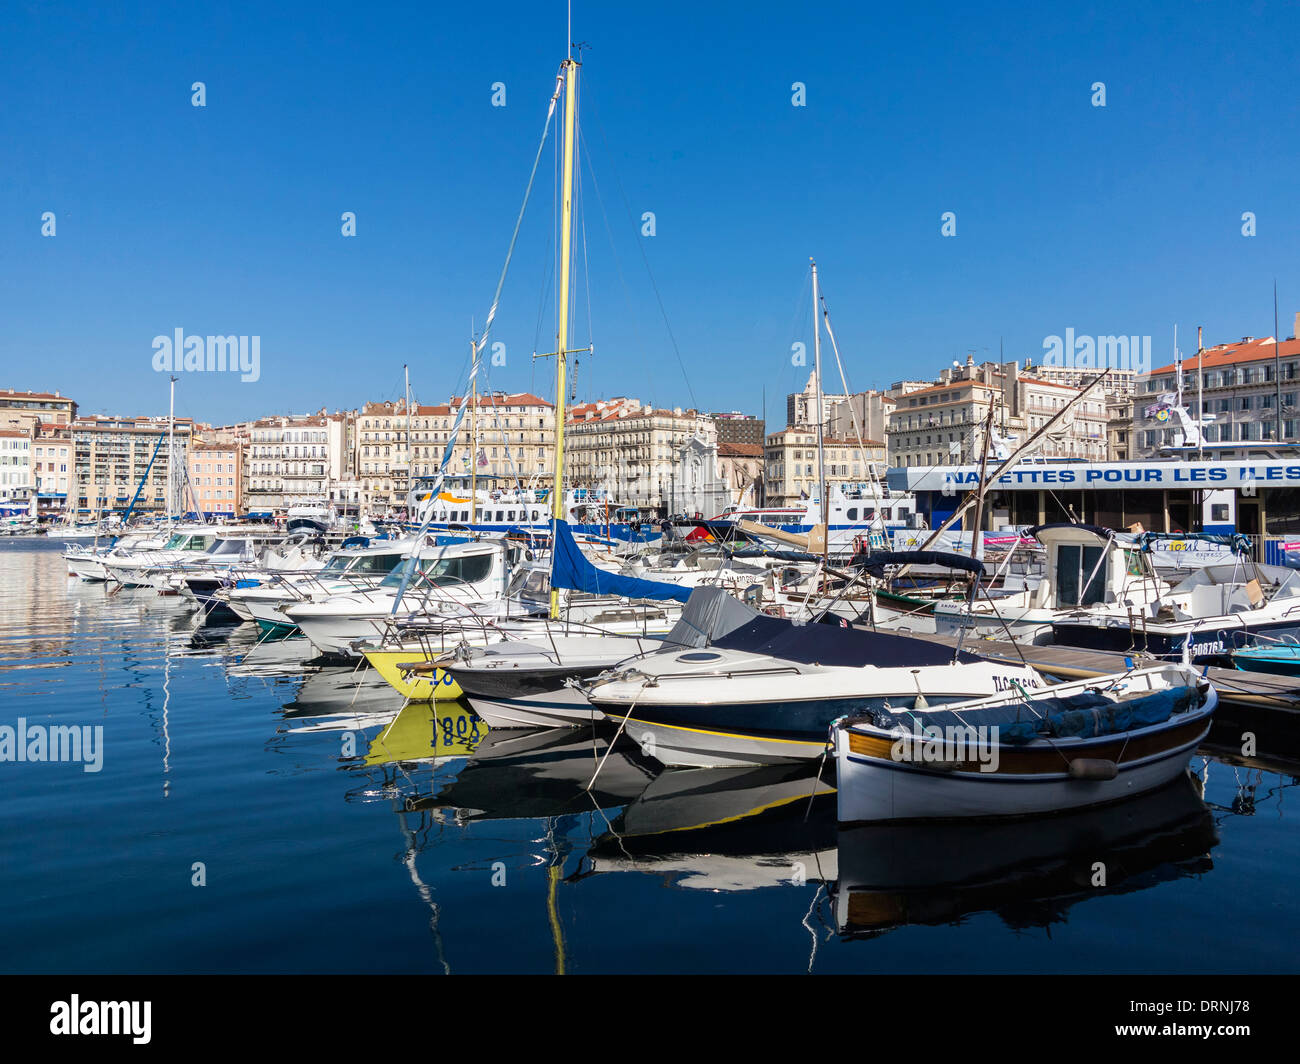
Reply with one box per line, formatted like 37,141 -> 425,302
2,540 -> 1297,973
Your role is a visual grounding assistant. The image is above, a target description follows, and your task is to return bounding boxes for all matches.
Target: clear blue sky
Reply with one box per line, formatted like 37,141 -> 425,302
3,1 -> 1297,429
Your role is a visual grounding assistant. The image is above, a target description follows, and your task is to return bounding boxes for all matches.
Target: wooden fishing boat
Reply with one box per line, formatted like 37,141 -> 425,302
832,663 -> 1217,822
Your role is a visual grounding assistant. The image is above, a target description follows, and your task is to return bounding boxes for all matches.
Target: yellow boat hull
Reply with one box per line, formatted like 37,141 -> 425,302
364,649 -> 464,701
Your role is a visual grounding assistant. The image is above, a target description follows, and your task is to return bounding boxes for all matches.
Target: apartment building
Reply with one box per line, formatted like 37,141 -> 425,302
187,442 -> 243,517
246,415 -> 341,514
71,416 -> 193,515
787,372 -> 849,428
32,424 -> 74,515
0,389 -> 77,434
408,392 -> 555,495
1029,361 -> 1140,396
826,390 -> 894,442
1136,327 -> 1300,457
356,401 -> 411,511
1107,395 -> 1134,461
566,399 -> 719,512
710,412 -> 766,447
0,430 -> 33,510
886,359 -> 1109,468
763,428 -> 886,506
716,442 -> 765,507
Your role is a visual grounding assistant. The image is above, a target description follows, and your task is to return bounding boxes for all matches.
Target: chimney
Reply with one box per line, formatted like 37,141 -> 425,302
1293,311 -> 1299,340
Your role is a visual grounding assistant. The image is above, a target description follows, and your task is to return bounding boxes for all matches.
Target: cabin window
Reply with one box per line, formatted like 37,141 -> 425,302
847,507 -> 858,520
415,552 -> 494,587
507,510 -> 516,521
1056,544 -> 1107,607
1211,504 -> 1230,523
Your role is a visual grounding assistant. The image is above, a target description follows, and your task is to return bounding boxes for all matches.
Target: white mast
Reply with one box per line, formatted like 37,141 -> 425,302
167,375 -> 177,522
404,363 -> 412,515
811,259 -> 828,567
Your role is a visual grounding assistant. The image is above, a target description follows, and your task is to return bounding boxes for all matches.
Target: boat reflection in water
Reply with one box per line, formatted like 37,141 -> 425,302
413,727 -> 658,821
832,771 -> 1217,938
582,765 -> 838,892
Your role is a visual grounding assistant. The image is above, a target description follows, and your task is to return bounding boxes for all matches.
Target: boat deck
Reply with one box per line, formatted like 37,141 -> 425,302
908,632 -> 1300,714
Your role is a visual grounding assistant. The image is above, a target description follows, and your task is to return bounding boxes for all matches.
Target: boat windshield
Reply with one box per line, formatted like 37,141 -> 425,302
349,552 -> 402,575
506,567 -> 550,597
320,555 -> 352,574
210,538 -> 249,556
380,552 -> 493,589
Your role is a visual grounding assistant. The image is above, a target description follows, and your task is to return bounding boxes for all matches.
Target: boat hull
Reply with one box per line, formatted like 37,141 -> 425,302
362,650 -> 464,701
1052,617 -> 1300,663
466,688 -> 600,729
834,700 -> 1215,823
606,692 -> 999,769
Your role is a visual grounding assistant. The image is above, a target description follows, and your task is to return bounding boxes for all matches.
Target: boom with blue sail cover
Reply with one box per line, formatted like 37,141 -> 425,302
551,520 -> 691,603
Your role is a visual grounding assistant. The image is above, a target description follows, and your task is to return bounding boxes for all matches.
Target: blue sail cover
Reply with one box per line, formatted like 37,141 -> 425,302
551,520 -> 692,602
999,686 -> 1196,744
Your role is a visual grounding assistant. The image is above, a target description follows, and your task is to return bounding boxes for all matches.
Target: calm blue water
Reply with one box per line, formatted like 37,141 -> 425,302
2,540 -> 1297,973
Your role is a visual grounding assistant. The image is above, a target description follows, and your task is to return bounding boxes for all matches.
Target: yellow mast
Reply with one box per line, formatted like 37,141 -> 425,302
549,55 -> 578,619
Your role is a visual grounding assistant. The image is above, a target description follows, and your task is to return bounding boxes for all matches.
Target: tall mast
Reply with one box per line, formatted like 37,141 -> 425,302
469,340 -> 478,520
549,53 -> 579,620
1197,326 -> 1204,463
811,259 -> 828,570
167,375 -> 177,522
404,363 -> 411,514
1275,281 -> 1283,448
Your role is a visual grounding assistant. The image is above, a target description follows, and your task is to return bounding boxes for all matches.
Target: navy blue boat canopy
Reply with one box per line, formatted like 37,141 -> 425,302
712,613 -> 987,667
854,550 -> 984,577
1026,522 -> 1114,541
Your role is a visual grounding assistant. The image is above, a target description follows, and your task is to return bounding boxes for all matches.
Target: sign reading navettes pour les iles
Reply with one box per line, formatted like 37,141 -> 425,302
888,460 -> 1300,493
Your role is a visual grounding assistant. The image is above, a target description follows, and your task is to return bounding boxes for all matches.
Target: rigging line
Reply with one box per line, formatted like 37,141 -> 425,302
764,267 -> 813,422
577,122 -> 656,405
475,67 -> 566,366
582,81 -> 697,409
391,68 -> 564,613
577,150 -> 596,400
818,287 -> 888,525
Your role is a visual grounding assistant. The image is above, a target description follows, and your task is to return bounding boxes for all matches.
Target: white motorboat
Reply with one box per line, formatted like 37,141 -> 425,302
582,588 -> 1047,768
1050,560 -> 1300,663
283,538 -> 513,656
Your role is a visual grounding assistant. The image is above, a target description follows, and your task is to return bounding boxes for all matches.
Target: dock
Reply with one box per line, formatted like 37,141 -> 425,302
912,633 -> 1300,715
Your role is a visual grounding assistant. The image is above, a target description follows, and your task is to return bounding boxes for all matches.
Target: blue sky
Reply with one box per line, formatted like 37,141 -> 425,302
2,1 -> 1297,428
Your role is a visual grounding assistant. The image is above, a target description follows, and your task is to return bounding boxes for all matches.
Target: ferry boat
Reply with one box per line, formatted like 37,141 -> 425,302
718,483 -> 921,558
412,482 -> 657,544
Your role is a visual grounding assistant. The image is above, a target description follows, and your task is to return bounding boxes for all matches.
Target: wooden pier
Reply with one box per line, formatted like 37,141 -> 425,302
913,633 -> 1300,715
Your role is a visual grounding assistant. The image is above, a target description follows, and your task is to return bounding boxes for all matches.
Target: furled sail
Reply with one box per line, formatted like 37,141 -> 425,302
550,520 -> 692,603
